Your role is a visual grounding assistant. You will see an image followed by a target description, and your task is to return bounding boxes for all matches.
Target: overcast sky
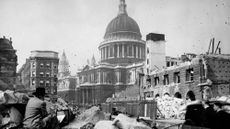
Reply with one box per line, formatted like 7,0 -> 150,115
0,0 -> 230,74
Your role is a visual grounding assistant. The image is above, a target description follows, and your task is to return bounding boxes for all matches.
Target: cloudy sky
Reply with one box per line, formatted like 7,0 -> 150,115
0,0 -> 230,74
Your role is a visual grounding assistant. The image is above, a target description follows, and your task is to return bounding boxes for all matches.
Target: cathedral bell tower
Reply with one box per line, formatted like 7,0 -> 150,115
58,50 -> 70,79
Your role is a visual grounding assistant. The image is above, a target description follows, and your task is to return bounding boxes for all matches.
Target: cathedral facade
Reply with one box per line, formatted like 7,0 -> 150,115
76,0 -> 148,106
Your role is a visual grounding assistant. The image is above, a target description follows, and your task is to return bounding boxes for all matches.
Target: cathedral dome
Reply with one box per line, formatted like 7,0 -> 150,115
104,14 -> 141,39
104,0 -> 141,40
99,0 -> 145,65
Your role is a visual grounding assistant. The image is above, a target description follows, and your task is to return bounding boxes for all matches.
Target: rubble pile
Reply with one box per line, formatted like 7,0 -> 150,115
0,90 -> 29,104
94,114 -> 151,129
80,122 -> 94,129
45,97 -> 69,113
64,106 -> 108,129
0,90 -> 29,128
77,106 -> 107,124
156,96 -> 185,119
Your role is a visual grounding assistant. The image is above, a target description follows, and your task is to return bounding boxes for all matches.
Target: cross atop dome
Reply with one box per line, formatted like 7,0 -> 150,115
118,0 -> 127,15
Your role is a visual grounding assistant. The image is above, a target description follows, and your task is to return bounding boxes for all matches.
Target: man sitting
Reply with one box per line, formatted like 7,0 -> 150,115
23,87 -> 59,129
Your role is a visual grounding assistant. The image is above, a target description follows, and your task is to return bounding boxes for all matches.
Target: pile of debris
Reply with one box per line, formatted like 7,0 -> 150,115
94,114 -> 152,129
156,96 -> 185,119
0,90 -> 29,128
78,106 -> 108,124
64,106 -> 109,129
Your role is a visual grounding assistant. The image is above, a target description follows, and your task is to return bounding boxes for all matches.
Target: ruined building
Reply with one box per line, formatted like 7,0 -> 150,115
0,37 -> 17,90
142,53 -> 230,100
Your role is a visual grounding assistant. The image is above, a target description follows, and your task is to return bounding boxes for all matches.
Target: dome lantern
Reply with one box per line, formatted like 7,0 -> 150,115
118,0 -> 127,16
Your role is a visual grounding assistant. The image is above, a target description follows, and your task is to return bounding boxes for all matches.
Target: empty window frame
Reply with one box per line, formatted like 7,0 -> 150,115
32,71 -> 36,77
40,80 -> 44,86
163,74 -> 169,85
167,62 -> 170,67
186,68 -> 194,81
46,72 -> 50,77
45,81 -> 50,86
40,72 -> 44,77
154,76 -> 159,86
46,63 -> 50,68
174,72 -> 180,83
40,63 -> 44,68
32,62 -> 36,68
32,79 -> 35,85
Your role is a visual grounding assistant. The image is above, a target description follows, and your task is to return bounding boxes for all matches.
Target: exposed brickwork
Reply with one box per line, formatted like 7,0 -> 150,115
143,54 -> 230,100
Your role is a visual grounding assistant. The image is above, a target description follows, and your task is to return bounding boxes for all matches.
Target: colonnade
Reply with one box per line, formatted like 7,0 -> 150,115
100,43 -> 145,60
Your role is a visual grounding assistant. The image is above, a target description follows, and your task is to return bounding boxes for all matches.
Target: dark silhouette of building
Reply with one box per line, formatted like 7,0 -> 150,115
0,36 -> 17,90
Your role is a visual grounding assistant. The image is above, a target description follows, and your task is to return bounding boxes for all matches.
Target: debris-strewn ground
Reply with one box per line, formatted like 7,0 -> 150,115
62,106 -> 109,128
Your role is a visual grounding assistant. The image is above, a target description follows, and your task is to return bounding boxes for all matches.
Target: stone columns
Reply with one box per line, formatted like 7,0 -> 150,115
122,43 -> 125,57
127,45 -> 129,57
113,45 -> 115,58
108,46 -> 110,58
92,89 -> 94,104
82,89 -> 85,105
86,89 -> 88,105
107,46 -> 108,59
98,71 -> 101,83
138,47 -> 140,58
103,72 -> 105,83
103,48 -> 105,60
132,45 -> 134,57
117,71 -> 120,83
140,47 -> 142,59
117,44 -> 120,58
136,46 -> 138,58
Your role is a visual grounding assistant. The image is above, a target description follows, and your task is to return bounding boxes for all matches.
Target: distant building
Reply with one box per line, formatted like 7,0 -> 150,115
57,51 -> 76,104
57,76 -> 76,104
0,36 -> 17,91
18,50 -> 59,95
58,51 -> 70,79
17,59 -> 30,91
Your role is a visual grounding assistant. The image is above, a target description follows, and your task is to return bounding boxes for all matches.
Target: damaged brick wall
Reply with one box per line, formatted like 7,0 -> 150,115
144,54 -> 230,100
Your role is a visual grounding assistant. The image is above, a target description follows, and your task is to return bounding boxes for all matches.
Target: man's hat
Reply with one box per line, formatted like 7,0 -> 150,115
33,87 -> 46,96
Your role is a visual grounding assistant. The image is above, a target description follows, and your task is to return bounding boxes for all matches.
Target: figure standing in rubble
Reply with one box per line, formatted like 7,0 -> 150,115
23,87 -> 59,129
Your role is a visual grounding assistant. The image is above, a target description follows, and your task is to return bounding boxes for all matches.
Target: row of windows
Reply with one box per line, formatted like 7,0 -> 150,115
32,62 -> 57,69
31,71 -> 57,77
149,68 -> 194,86
31,79 -> 52,86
